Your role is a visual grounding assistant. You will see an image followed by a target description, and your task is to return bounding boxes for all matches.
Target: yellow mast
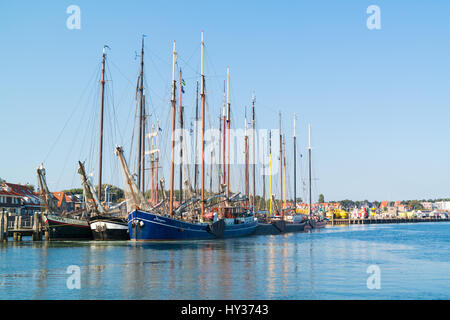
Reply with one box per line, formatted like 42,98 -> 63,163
269,131 -> 273,215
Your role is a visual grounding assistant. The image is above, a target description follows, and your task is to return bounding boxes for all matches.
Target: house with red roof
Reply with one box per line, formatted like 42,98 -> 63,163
1,182 -> 41,215
51,192 -> 75,212
380,201 -> 389,209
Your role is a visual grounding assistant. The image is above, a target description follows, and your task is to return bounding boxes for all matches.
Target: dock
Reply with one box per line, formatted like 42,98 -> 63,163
328,216 -> 450,226
0,210 -> 44,242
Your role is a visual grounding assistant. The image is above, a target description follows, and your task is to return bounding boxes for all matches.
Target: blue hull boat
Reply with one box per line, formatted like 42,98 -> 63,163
128,210 -> 258,241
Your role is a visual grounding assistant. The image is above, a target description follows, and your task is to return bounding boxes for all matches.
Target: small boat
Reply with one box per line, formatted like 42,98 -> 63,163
43,212 -> 92,240
37,164 -> 92,240
78,161 -> 129,241
89,215 -> 128,241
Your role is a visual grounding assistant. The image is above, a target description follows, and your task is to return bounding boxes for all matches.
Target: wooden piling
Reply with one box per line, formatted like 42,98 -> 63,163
0,210 -> 5,242
32,212 -> 41,241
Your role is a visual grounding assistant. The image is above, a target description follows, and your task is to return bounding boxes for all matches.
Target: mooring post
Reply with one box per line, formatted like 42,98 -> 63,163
32,212 -> 41,241
4,211 -> 9,242
0,209 -> 4,242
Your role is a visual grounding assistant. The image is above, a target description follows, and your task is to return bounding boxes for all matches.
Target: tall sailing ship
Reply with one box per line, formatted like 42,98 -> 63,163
116,33 -> 257,241
77,46 -> 129,241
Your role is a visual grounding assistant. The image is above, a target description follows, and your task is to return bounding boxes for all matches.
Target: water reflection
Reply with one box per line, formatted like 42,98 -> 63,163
0,223 -> 449,299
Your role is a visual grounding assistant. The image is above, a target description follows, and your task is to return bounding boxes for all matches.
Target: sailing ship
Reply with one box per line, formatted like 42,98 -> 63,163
254,113 -> 307,234
304,124 -> 327,230
37,164 -> 92,240
79,46 -> 129,241
116,33 -> 257,241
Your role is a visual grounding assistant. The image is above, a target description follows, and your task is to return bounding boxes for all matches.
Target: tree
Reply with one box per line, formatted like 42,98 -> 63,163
408,200 -> 423,211
318,194 -> 324,203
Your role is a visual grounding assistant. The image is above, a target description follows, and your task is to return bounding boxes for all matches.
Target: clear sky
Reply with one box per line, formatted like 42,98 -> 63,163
2,1 -> 450,202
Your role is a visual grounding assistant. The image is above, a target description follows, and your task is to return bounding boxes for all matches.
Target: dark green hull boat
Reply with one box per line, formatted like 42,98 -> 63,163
43,214 -> 92,240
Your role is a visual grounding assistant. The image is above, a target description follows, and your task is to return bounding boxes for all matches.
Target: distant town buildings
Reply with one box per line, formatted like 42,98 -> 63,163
0,182 -> 40,215
0,181 -> 83,215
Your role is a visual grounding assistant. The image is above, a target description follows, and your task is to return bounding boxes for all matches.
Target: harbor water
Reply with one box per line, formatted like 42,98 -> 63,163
0,222 -> 449,299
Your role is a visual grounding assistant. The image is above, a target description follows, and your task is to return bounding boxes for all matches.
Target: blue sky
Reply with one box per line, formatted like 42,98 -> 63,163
2,1 -> 450,202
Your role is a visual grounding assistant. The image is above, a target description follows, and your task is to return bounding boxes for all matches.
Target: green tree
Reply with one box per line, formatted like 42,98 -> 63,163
408,200 -> 424,210
318,194 -> 324,203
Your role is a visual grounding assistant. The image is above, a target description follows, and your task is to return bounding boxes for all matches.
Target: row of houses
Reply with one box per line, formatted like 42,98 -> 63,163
295,200 -> 450,213
0,181 -> 83,215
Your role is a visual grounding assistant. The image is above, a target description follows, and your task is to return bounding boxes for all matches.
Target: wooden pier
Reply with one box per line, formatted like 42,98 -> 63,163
328,216 -> 450,226
0,210 -> 44,242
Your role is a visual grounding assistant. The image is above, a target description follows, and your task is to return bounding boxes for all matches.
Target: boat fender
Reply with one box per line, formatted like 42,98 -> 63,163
139,220 -> 145,228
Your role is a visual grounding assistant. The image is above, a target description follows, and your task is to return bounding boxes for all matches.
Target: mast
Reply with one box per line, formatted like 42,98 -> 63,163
261,136 -> 266,211
210,150 -> 213,193
179,68 -> 184,204
293,114 -> 297,212
78,161 -> 105,216
283,135 -> 287,209
218,105 -> 222,192
36,165 -> 54,213
226,67 -> 231,202
151,125 -> 155,205
251,94 -> 256,210
308,124 -> 312,217
244,106 -> 248,209
194,81 -> 199,194
98,46 -> 107,201
169,41 -> 177,217
138,36 -> 145,193
200,31 -> 206,220
222,80 -> 226,189
269,130 -> 273,215
279,112 -> 283,215
141,92 -> 146,195
156,120 -> 160,203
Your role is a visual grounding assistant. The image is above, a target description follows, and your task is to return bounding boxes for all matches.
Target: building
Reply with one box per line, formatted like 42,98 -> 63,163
51,192 -> 76,212
0,189 -> 22,215
421,202 -> 433,210
434,201 -> 450,211
1,182 -> 41,215
380,201 -> 389,210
